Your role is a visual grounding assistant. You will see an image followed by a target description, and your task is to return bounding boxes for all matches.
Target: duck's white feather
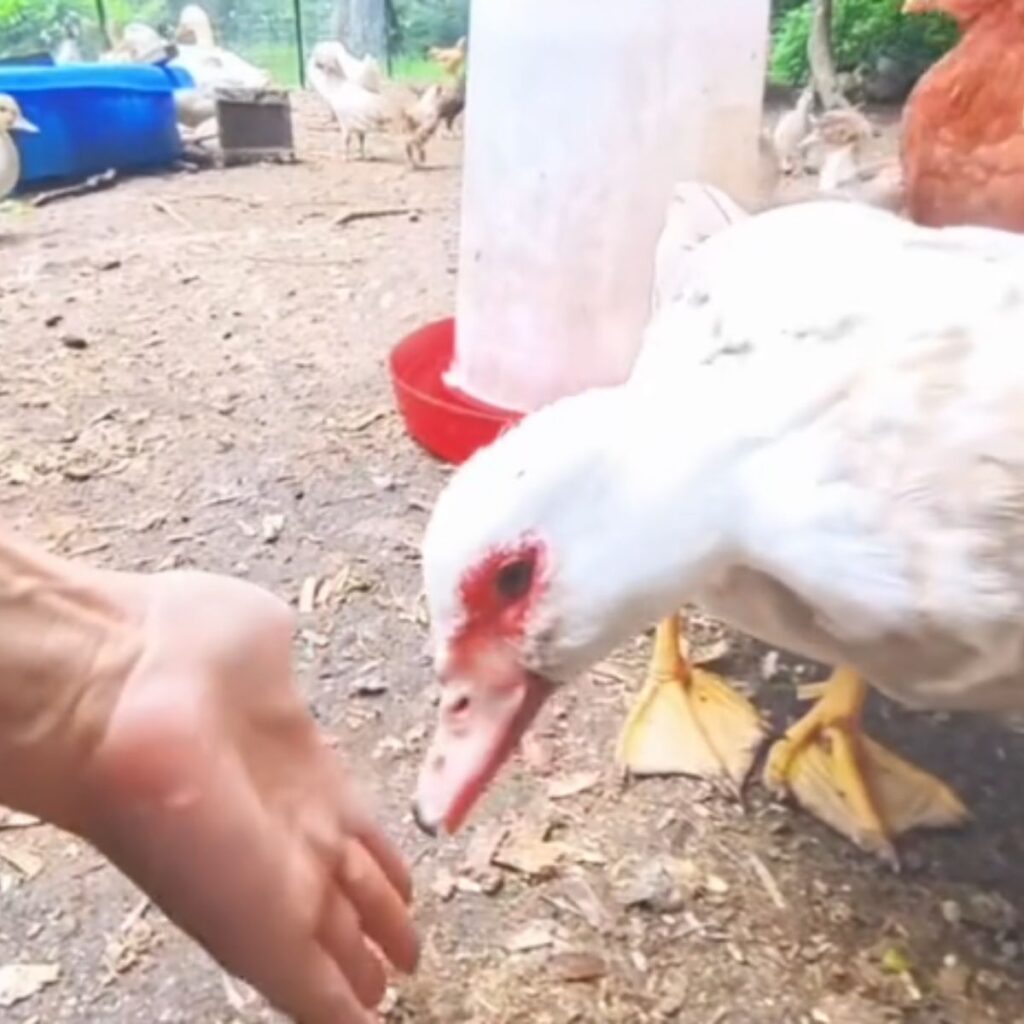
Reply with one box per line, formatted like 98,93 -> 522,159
637,201 -> 1024,712
425,199 -> 1024,716
0,132 -> 19,200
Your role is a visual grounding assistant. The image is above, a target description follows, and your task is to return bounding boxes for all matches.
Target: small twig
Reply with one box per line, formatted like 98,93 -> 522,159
242,254 -> 363,268
748,851 -> 788,911
123,894 -> 151,931
333,206 -> 414,228
189,192 -> 265,208
153,199 -> 193,229
345,407 -> 389,432
198,492 -> 244,509
33,168 -> 118,207
67,539 -> 112,558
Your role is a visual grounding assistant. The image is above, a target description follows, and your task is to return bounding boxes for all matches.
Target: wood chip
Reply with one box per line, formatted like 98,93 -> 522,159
0,810 -> 40,831
346,407 -> 389,432
748,852 -> 787,911
153,198 -> 193,229
463,825 -> 508,875
546,770 -> 601,800
333,206 -> 413,228
0,963 -> 60,1008
691,636 -> 732,665
520,733 -> 552,771
0,843 -> 43,879
549,951 -> 607,983
706,874 -> 730,896
590,661 -> 633,685
100,897 -> 155,985
494,837 -> 565,878
221,971 -> 258,1013
431,869 -> 456,902
546,876 -> 611,931
298,576 -> 318,615
506,921 -> 556,953
350,675 -> 389,697
261,514 -> 285,543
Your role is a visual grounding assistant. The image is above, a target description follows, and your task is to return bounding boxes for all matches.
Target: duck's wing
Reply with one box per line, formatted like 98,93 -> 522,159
633,200 -> 1024,714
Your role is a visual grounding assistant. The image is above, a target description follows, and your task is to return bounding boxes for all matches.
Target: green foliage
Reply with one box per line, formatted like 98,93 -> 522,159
392,0 -> 466,57
0,0 -> 89,58
390,52 -> 443,82
0,0 -> 170,60
769,0 -> 959,87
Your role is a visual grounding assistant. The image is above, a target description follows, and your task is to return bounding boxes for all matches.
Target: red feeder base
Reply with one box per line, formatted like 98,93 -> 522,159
389,318 -> 522,464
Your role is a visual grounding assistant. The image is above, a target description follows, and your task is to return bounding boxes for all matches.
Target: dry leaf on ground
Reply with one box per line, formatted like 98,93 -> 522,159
549,951 -> 607,983
0,963 -> 60,1008
0,843 -> 43,879
546,770 -> 601,800
506,921 -> 556,953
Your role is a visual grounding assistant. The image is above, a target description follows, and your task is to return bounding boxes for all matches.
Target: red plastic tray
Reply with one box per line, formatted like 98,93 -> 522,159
389,318 -> 522,464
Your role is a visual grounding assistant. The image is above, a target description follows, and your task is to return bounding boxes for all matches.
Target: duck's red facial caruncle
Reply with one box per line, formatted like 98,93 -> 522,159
413,538 -> 555,835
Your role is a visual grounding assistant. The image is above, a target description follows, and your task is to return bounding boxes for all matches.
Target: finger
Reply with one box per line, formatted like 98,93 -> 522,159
318,891 -> 387,1008
353,817 -> 414,906
276,944 -> 371,1024
336,838 -> 420,974
336,781 -> 414,905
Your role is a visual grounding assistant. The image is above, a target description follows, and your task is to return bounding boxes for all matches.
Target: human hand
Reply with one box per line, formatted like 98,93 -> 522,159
74,570 -> 419,1022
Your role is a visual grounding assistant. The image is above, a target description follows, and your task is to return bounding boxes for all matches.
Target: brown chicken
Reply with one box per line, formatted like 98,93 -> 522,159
901,0 -> 1024,230
428,36 -> 466,78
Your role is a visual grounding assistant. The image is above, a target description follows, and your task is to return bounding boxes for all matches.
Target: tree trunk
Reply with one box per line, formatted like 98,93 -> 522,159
333,0 -> 388,60
808,0 -> 846,109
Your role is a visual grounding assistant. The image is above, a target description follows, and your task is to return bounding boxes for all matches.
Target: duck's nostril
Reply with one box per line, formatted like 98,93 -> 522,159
411,801 -> 438,837
451,694 -> 470,716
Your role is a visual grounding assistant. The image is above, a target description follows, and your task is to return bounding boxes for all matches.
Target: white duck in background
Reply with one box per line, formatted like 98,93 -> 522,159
51,13 -> 84,65
411,196 -> 1024,864
0,95 -> 39,203
101,22 -> 166,63
307,40 -> 392,159
176,3 -> 216,47
307,40 -> 382,95
170,43 -> 272,128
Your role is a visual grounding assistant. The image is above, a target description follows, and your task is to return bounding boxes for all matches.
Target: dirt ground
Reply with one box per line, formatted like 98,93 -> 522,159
1,96 -> 1023,1024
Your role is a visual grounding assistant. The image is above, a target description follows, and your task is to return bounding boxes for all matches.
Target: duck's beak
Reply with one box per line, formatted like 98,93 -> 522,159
14,115 -> 39,134
413,659 -> 553,836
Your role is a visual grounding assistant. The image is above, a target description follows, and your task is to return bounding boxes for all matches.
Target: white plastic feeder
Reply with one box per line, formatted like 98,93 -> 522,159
447,0 -> 771,414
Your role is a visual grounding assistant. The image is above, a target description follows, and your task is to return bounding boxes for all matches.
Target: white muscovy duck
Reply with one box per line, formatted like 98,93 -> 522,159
306,41 -> 390,159
170,43 -> 272,130
412,196 -> 1024,863
176,3 -> 216,47
0,95 -> 40,203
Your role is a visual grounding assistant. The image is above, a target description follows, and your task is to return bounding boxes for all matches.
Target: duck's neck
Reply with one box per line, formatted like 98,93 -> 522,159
549,386 -> 742,674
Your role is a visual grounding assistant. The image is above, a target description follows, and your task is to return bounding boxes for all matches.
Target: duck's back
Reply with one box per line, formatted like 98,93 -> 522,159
645,201 -> 1024,715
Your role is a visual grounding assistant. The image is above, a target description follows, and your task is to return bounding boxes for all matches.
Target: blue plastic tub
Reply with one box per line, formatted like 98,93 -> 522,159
0,63 -> 195,188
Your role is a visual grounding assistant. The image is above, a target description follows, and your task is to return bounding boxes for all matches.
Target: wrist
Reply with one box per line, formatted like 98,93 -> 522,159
0,526 -> 143,831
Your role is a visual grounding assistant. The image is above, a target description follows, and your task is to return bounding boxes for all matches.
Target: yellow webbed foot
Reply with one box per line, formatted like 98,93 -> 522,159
764,667 -> 969,865
615,614 -> 766,791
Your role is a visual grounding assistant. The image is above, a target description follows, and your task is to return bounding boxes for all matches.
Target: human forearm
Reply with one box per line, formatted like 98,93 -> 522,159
0,524 -> 141,829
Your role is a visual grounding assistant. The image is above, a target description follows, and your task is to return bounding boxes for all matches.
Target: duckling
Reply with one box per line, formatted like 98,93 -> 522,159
0,95 -> 39,203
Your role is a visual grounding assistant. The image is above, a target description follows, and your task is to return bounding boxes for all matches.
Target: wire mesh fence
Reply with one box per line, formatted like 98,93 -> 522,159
0,0 -> 467,87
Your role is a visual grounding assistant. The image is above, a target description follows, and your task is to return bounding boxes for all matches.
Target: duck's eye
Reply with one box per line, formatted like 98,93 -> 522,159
495,558 -> 534,601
